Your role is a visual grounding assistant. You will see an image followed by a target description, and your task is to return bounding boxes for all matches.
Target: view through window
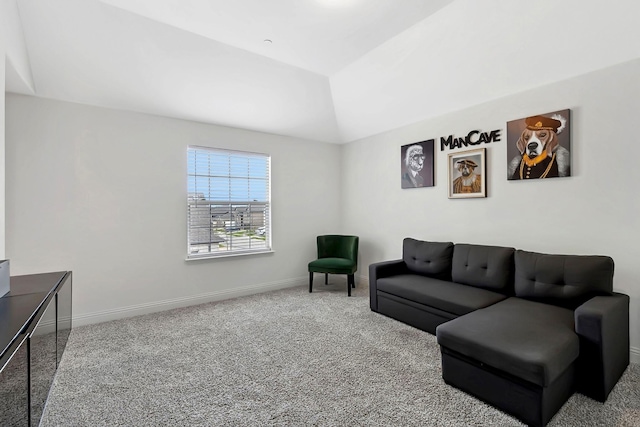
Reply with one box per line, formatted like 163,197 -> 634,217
187,146 -> 271,258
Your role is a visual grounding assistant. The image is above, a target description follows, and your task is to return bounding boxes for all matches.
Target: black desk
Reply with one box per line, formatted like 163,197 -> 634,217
0,272 -> 72,427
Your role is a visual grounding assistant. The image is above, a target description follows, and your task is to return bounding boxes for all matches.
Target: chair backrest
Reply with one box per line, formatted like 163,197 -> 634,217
317,235 -> 359,263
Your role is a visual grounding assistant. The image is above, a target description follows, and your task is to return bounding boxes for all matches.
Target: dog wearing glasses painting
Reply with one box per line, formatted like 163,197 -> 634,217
507,111 -> 570,180
401,140 -> 434,188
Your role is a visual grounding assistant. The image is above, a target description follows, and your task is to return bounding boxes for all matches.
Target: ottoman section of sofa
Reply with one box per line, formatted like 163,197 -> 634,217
436,297 -> 579,426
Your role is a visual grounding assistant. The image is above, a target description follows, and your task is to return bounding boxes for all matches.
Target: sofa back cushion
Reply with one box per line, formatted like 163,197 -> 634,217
403,238 -> 454,280
452,244 -> 515,293
514,250 -> 614,309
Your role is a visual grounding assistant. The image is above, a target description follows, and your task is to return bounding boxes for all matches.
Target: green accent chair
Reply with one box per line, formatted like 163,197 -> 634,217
308,235 -> 359,297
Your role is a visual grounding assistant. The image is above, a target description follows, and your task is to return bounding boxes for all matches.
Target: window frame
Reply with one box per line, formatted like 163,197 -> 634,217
186,145 -> 272,260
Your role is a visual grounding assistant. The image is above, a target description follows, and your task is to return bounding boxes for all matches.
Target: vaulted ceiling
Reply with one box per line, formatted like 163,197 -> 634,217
4,0 -> 640,143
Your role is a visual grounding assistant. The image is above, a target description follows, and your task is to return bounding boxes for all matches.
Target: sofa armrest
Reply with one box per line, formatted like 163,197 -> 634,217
369,260 -> 407,311
574,292 -> 630,401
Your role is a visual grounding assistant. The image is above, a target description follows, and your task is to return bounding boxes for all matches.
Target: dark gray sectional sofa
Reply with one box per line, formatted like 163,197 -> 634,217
369,238 -> 630,427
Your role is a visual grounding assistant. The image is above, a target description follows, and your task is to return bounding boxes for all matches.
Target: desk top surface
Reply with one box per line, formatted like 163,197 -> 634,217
0,272 -> 69,363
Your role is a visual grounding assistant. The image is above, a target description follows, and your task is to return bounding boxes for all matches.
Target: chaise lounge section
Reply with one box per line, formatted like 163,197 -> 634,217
369,238 -> 629,426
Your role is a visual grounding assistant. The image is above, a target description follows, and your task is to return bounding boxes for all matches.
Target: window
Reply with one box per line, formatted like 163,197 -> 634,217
187,146 -> 271,259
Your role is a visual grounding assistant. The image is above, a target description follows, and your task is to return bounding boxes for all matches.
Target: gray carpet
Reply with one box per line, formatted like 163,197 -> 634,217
41,281 -> 640,426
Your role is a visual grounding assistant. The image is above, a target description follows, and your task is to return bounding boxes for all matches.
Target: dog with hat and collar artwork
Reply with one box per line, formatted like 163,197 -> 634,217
507,109 -> 571,180
448,148 -> 486,199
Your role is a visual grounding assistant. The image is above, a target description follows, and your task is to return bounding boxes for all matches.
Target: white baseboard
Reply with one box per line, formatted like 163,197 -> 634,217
72,277 -> 306,327
631,346 -> 640,365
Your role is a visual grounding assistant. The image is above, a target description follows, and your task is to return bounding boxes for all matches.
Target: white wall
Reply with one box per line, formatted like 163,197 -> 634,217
3,0 -> 34,260
2,0 -> 34,93
16,0 -> 341,143
1,31 -> 6,258
331,0 -> 640,142
5,95 -> 342,325
341,59 -> 640,362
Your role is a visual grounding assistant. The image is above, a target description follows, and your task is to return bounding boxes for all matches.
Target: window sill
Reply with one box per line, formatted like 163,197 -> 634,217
185,249 -> 274,261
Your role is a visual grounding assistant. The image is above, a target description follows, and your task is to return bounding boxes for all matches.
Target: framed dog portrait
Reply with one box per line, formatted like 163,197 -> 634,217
507,109 -> 571,180
448,148 -> 486,199
401,139 -> 434,189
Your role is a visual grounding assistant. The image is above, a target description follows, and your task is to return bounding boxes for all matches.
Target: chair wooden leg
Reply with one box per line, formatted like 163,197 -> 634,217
309,272 -> 313,293
325,273 -> 328,285
351,275 -> 356,288
347,274 -> 353,297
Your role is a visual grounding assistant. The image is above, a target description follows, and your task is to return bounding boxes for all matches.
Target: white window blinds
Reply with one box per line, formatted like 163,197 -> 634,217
187,146 -> 271,259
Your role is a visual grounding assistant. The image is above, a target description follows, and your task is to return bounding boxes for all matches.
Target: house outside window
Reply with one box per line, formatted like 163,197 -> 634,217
187,146 -> 271,259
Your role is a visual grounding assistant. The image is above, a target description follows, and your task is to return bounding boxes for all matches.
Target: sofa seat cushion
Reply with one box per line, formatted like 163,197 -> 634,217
376,274 -> 507,316
436,298 -> 578,387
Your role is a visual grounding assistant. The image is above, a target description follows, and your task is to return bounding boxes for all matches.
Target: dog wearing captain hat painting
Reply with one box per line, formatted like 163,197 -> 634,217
507,111 -> 570,180
452,159 -> 482,194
